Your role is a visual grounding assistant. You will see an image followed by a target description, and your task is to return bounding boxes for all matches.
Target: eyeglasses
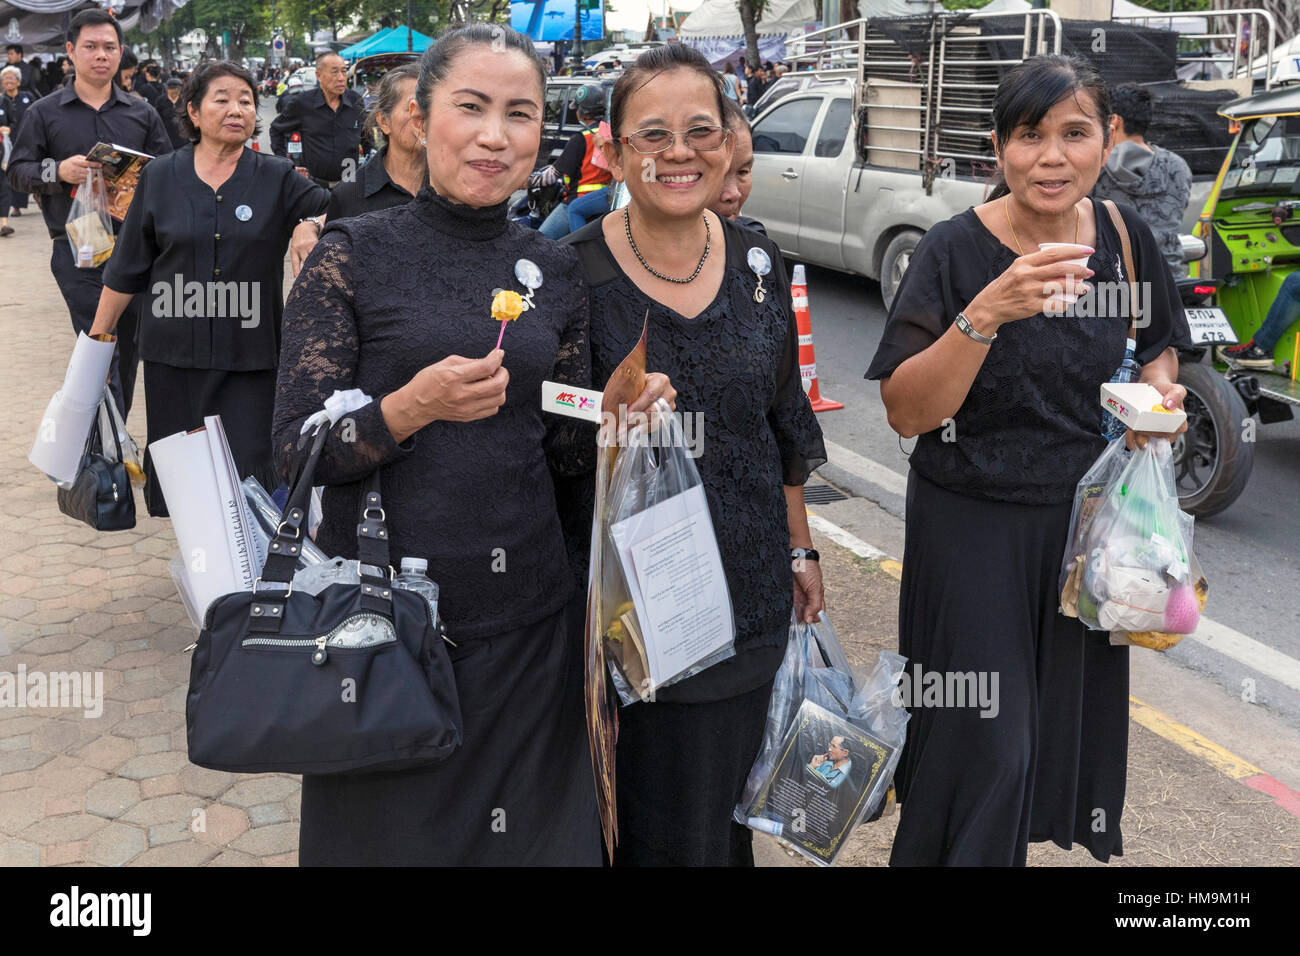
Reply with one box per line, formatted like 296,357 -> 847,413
618,125 -> 731,154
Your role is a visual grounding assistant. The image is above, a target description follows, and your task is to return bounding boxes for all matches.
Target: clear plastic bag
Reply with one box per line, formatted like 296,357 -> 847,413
65,167 -> 114,268
735,611 -> 909,866
589,399 -> 735,705
1076,438 -> 1208,645
1059,438 -> 1130,618
98,389 -> 145,485
241,476 -> 328,567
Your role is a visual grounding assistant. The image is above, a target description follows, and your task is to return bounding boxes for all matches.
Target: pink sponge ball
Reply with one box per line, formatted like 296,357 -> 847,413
1163,583 -> 1201,634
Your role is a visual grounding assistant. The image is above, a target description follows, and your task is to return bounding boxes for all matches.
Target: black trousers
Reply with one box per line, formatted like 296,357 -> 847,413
49,239 -> 142,418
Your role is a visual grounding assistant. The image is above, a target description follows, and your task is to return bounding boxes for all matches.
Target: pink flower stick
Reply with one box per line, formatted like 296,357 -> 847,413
495,320 -> 508,350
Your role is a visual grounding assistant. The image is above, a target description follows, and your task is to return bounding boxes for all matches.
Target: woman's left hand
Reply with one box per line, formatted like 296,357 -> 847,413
629,372 -> 677,413
793,560 -> 826,624
1125,380 -> 1188,450
290,221 -> 321,277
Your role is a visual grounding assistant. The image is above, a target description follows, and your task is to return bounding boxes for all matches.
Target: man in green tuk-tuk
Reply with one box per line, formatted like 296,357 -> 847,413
1222,272 -> 1300,367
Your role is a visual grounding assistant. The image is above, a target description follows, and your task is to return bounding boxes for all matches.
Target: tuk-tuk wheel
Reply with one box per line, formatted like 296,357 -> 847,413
1172,360 -> 1255,517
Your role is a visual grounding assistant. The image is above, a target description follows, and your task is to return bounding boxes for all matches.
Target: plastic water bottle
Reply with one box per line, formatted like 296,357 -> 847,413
393,557 -> 439,625
1102,337 -> 1141,442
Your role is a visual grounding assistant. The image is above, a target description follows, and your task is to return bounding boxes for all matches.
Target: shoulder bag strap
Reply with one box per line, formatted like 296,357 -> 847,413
1101,199 -> 1139,340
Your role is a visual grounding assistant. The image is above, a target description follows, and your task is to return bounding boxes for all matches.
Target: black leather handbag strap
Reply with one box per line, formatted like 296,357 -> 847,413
85,388 -> 125,464
248,420 -> 391,632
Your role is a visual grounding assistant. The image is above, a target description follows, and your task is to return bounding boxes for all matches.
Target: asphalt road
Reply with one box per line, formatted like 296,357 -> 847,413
793,259 -> 1300,731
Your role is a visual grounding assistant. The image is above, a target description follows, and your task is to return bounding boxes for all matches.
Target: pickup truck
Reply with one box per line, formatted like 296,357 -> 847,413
744,79 -> 985,309
743,9 -> 1246,308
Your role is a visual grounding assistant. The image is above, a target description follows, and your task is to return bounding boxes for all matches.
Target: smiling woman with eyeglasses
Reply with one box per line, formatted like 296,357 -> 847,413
559,42 -> 827,867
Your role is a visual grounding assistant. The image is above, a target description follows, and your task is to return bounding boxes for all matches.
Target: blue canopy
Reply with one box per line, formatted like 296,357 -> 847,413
340,26 -> 434,60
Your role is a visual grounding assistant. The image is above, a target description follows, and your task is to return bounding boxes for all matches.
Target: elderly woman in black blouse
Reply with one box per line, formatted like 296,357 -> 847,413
325,63 -> 424,221
561,43 -> 827,867
89,61 -> 328,516
866,55 -> 1191,867
274,24 -> 672,866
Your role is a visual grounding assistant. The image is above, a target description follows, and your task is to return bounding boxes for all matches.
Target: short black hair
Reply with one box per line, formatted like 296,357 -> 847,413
176,60 -> 261,143
415,24 -> 546,117
145,64 -> 161,79
1110,83 -> 1152,137
610,42 -> 726,138
119,50 -> 137,72
988,54 -> 1111,200
6,44 -> 22,56
68,9 -> 125,48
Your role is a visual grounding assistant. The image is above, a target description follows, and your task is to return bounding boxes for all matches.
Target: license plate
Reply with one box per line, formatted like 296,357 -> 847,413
1184,307 -> 1237,345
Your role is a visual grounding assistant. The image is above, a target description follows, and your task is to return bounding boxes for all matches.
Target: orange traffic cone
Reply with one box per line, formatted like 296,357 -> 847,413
790,264 -> 842,412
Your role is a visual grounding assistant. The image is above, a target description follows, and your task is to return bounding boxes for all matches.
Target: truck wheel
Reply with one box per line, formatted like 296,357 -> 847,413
1173,360 -> 1254,517
881,229 -> 922,311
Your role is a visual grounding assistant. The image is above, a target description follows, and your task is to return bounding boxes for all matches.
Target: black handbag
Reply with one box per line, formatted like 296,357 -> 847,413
186,423 -> 462,775
56,394 -> 136,532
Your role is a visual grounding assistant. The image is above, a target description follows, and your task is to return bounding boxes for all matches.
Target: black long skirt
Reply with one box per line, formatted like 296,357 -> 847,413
611,677 -> 775,867
889,470 -> 1129,866
298,596 -> 602,866
141,361 -> 280,518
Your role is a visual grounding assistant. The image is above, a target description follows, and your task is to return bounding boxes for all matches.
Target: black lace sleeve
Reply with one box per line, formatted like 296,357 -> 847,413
543,253 -> 598,479
272,230 -> 415,485
767,250 -> 827,485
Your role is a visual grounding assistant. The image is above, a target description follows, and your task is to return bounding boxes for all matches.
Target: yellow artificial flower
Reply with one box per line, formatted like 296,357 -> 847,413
492,289 -> 525,322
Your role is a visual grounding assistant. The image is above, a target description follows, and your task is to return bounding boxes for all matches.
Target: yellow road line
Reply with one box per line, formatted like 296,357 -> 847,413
1128,696 -> 1262,780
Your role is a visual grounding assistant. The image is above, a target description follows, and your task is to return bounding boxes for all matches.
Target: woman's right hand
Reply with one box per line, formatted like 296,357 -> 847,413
382,349 -> 509,442
962,244 -> 1095,333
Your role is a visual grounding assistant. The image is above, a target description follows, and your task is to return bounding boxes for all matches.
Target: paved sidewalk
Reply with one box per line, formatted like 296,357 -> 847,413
1,220 -> 300,866
3,212 -> 1299,867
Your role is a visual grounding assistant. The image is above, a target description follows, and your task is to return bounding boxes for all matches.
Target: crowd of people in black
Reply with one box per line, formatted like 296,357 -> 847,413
8,11 -> 1191,868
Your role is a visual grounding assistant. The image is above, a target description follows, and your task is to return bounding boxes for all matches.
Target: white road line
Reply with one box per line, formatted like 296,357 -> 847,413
824,439 -> 909,496
1187,617 -> 1300,694
806,513 -> 889,561
806,507 -> 1300,691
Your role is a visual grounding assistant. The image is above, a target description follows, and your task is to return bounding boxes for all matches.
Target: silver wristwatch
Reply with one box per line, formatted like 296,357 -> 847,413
955,312 -> 996,345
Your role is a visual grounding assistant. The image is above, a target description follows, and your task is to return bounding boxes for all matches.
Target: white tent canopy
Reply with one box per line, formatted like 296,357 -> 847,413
679,0 -> 816,38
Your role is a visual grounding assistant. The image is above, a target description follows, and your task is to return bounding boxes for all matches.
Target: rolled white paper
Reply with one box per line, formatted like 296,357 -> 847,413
149,425 -> 247,616
62,332 -> 116,408
29,333 -> 117,483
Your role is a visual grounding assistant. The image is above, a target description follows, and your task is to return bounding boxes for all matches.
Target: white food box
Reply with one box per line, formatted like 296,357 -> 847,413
1099,382 -> 1187,434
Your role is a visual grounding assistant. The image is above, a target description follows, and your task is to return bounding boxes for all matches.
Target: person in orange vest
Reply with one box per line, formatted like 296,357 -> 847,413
534,83 -> 612,238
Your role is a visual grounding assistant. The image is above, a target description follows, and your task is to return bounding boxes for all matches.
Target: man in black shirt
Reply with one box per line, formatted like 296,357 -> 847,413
154,78 -> 186,149
134,63 -> 163,107
269,52 -> 364,187
4,45 -> 32,91
7,10 -> 171,417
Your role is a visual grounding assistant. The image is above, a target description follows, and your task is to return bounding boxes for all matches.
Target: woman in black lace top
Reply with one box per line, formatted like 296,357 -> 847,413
866,56 -> 1191,866
562,45 -> 827,866
272,26 -> 671,866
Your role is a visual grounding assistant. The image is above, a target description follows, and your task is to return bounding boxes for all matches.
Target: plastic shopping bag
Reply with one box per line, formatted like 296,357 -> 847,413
590,399 -> 735,705
735,611 -> 909,866
1075,438 -> 1208,648
98,390 -> 145,485
65,167 -> 114,268
1059,438 -> 1130,617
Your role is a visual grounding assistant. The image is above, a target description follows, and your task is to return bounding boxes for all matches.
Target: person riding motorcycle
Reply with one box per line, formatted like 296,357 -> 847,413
533,83 -> 612,239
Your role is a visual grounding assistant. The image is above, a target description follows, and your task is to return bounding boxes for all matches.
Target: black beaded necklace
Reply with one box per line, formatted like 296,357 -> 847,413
624,207 -> 710,284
